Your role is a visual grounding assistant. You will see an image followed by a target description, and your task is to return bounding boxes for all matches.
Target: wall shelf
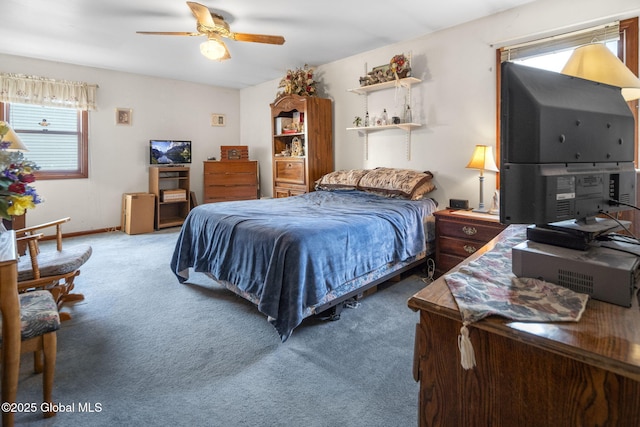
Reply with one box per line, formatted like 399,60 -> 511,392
347,77 -> 421,95
346,123 -> 421,132
347,74 -> 421,160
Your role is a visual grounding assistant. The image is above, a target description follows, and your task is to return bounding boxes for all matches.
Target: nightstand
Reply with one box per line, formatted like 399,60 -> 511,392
434,209 -> 506,277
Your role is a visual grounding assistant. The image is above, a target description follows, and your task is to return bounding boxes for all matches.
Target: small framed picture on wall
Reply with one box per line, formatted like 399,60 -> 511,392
211,113 -> 226,127
116,108 -> 132,126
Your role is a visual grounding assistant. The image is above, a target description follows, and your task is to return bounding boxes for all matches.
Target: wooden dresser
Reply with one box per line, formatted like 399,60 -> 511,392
203,160 -> 259,203
408,227 -> 640,426
434,209 -> 506,277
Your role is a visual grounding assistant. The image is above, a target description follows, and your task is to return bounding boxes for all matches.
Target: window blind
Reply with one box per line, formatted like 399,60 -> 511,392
500,22 -> 620,62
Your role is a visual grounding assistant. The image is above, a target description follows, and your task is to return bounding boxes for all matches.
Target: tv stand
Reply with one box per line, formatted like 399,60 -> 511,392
149,166 -> 190,229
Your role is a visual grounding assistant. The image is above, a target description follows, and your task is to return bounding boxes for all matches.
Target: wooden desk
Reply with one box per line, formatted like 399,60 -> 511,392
408,226 -> 640,427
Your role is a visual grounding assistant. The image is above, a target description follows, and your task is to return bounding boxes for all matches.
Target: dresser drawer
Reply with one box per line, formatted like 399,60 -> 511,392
204,161 -> 257,174
203,185 -> 257,203
204,173 -> 256,186
438,218 -> 504,243
274,159 -> 306,185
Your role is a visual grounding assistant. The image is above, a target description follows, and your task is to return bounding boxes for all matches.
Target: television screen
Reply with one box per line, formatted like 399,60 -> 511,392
150,140 -> 192,165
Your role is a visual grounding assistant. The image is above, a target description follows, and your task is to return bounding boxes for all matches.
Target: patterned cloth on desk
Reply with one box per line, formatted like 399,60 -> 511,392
444,225 -> 589,370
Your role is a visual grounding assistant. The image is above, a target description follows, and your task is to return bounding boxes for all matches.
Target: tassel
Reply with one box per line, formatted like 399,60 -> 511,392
458,322 -> 476,370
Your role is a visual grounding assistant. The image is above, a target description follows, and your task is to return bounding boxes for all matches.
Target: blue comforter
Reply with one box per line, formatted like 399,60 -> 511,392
171,190 -> 437,340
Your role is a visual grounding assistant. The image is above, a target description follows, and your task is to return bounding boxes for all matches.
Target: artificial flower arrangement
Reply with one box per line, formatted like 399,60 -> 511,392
277,64 -> 317,98
0,123 -> 42,220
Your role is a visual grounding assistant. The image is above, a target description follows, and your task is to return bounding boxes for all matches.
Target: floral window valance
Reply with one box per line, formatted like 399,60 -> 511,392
0,73 -> 98,110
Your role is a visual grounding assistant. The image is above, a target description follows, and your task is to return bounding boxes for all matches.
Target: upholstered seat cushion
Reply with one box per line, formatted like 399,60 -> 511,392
17,244 -> 92,282
0,290 -> 60,343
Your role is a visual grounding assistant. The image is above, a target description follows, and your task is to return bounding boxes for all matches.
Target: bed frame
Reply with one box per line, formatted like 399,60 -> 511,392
313,254 -> 429,320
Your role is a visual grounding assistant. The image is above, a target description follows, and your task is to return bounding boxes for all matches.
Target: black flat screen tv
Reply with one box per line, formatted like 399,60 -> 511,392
499,62 -> 636,226
150,140 -> 192,165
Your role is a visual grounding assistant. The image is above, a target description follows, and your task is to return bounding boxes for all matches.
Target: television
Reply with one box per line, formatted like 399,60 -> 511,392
499,62 -> 636,228
150,140 -> 192,165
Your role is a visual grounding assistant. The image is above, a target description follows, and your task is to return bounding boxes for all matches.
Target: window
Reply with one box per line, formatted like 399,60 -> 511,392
1,102 -> 88,179
513,40 -> 618,72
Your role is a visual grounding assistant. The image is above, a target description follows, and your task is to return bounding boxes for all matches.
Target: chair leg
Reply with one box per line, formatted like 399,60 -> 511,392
33,349 -> 43,373
56,275 -> 85,319
46,274 -> 84,321
41,332 -> 57,418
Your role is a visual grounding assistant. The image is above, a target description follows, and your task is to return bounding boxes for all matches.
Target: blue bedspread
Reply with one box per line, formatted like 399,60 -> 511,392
171,190 -> 437,341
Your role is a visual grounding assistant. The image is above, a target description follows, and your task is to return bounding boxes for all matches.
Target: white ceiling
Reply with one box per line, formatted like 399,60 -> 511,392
1,0 -> 537,89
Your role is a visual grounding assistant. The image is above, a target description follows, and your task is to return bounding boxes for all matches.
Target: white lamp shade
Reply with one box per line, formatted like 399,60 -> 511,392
561,43 -> 640,101
466,145 -> 499,173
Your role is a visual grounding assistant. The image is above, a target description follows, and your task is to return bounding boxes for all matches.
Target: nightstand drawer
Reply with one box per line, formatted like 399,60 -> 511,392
438,252 -> 466,274
438,218 -> 504,242
439,236 -> 484,258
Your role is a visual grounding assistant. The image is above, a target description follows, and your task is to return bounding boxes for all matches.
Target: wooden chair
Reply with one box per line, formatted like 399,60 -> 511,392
1,230 -> 60,426
14,217 -> 92,321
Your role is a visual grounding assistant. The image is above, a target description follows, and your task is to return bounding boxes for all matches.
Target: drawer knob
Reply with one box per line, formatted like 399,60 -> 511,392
462,226 -> 477,236
463,245 -> 477,254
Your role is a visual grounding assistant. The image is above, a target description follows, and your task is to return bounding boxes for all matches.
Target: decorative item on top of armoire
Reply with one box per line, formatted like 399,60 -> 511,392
270,95 -> 333,198
276,64 -> 317,99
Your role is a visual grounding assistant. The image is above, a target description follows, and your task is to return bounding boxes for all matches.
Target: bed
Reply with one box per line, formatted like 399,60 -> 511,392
171,168 -> 438,341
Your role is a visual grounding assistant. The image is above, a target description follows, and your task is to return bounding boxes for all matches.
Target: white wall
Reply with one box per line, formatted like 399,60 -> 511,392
0,55 -> 240,233
241,0 -> 640,210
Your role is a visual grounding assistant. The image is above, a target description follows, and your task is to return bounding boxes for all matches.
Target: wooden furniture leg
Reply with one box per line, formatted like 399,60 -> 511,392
1,234 -> 21,427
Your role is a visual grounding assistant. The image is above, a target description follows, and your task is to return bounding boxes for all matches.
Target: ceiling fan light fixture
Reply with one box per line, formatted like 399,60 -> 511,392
200,36 -> 229,61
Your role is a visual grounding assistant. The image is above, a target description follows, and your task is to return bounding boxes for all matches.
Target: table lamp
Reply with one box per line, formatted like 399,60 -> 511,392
466,145 -> 499,213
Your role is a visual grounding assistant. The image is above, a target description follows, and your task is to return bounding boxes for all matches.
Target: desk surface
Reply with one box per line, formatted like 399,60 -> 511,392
408,225 -> 640,382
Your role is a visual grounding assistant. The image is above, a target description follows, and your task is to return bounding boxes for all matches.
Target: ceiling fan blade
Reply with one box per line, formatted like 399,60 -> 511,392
136,31 -> 201,36
187,1 -> 215,27
231,33 -> 285,45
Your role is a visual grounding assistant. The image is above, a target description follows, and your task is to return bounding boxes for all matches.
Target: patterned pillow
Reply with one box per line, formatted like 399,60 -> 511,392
358,168 -> 435,200
315,169 -> 369,191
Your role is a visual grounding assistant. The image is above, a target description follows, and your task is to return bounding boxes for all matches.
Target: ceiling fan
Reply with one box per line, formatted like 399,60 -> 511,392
137,1 -> 285,61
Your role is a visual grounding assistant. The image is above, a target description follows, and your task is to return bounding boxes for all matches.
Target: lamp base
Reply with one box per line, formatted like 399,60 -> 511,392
472,207 -> 490,214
